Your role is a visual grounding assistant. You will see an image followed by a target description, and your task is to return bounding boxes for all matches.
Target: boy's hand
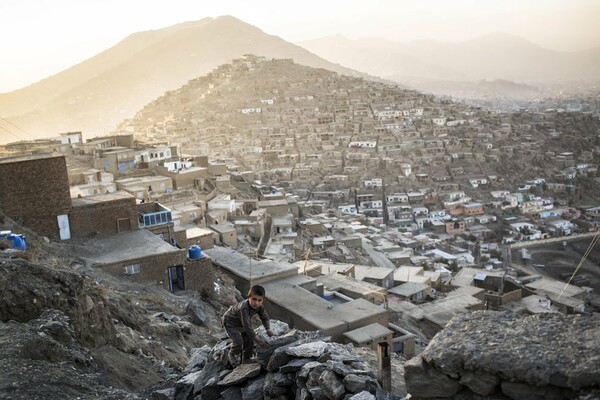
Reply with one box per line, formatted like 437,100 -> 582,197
266,329 -> 274,337
256,337 -> 270,349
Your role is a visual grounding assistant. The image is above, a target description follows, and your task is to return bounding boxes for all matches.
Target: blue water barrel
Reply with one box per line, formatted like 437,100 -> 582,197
8,234 -> 27,251
188,245 -> 202,259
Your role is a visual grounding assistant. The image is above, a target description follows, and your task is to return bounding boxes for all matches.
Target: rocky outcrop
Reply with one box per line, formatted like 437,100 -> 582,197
170,321 -> 403,400
405,311 -> 600,399
0,255 -> 118,347
0,309 -> 140,399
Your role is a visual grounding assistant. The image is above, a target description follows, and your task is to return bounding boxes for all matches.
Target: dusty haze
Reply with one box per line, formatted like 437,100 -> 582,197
0,0 -> 599,92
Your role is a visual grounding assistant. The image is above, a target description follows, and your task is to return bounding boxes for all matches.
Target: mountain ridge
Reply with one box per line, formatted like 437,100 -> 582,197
298,32 -> 600,97
0,16 -> 366,142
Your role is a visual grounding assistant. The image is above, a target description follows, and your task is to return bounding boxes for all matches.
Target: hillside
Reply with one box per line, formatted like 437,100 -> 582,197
0,16 -> 363,143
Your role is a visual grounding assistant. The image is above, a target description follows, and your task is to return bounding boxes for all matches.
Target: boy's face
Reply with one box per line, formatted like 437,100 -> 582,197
248,295 -> 264,309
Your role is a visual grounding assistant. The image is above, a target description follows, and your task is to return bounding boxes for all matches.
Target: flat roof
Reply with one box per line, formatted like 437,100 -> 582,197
525,277 -> 585,298
409,293 -> 482,321
80,229 -> 183,266
389,282 -> 430,297
71,191 -> 134,207
258,199 -> 288,207
316,274 -> 387,299
185,227 -> 214,239
264,276 -> 387,332
209,223 -> 236,234
0,152 -> 63,164
343,323 -> 393,344
203,247 -> 298,282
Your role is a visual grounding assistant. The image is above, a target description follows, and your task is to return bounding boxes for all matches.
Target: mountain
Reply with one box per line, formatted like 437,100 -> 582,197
0,16 -> 363,142
298,33 -> 600,98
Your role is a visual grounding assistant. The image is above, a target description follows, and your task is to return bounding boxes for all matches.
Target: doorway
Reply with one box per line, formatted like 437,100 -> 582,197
167,266 -> 185,292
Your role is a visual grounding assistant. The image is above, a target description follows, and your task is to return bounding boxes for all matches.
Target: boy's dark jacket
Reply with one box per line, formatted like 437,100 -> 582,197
222,299 -> 270,339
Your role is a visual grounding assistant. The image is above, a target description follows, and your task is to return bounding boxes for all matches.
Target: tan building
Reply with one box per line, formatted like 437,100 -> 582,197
210,222 -> 237,248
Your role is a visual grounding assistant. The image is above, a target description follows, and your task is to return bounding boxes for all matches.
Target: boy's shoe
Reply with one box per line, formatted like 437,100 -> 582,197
227,352 -> 240,368
242,356 -> 258,364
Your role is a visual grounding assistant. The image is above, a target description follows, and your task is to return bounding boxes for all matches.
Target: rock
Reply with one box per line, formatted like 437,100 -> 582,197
255,319 -> 290,336
266,345 -> 295,372
185,299 -> 211,327
177,321 -> 192,334
328,360 -> 374,378
298,387 -> 312,400
199,374 -> 224,400
256,335 -> 300,368
309,386 -> 328,400
286,341 -> 329,358
150,387 -> 174,400
501,382 -> 547,400
242,376 -> 266,400
420,312 -> 600,390
307,364 -> 328,390
343,374 -> 379,394
404,356 -> 461,398
374,387 -> 403,400
221,386 -> 242,400
219,363 -> 262,386
280,358 -> 315,373
183,345 -> 212,374
459,370 -> 500,396
319,369 -> 346,400
192,360 -> 226,395
349,391 -> 376,400
264,372 -> 293,397
298,361 -> 324,379
174,370 -> 202,400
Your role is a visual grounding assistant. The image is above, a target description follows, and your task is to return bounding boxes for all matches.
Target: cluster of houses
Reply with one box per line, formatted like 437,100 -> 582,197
1,55 -> 599,354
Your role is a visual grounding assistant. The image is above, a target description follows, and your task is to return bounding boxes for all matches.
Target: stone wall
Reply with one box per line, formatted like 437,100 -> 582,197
405,311 -> 600,399
184,257 -> 215,296
0,154 -> 72,238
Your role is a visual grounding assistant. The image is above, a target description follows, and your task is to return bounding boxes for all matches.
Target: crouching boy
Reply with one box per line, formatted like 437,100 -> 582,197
222,285 -> 273,367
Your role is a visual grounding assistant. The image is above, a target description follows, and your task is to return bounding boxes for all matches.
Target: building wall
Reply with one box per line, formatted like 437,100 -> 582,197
219,230 -> 238,248
0,154 -> 72,238
182,257 -> 215,296
173,230 -> 215,250
96,250 -> 216,295
70,198 -> 138,237
98,251 -> 186,284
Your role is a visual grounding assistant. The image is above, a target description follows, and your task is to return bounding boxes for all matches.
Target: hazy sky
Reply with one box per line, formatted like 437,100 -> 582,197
0,0 -> 598,92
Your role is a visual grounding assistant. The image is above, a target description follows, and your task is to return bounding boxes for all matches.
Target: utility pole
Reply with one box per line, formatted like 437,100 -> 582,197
382,177 -> 389,226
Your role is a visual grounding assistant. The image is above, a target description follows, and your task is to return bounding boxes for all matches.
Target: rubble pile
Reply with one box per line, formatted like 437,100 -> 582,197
405,311 -> 600,399
169,322 -> 403,400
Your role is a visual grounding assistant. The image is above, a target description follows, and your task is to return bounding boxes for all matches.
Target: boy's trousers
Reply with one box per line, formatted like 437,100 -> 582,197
224,323 -> 254,361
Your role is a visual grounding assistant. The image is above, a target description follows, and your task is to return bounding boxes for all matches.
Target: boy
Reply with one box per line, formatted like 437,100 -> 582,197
222,285 -> 273,367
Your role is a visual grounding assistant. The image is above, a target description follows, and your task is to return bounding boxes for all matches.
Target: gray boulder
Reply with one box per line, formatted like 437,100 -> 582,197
404,356 -> 461,398
319,369 -> 346,400
242,376 -> 266,400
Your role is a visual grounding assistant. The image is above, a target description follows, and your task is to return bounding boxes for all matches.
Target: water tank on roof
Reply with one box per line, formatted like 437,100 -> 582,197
188,245 -> 202,260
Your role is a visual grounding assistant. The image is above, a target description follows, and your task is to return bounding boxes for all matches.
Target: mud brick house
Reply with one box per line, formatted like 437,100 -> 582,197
70,191 -> 139,237
0,153 -> 72,239
81,229 -> 214,295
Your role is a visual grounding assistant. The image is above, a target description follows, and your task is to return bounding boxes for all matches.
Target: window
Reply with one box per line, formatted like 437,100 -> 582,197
125,264 -> 140,274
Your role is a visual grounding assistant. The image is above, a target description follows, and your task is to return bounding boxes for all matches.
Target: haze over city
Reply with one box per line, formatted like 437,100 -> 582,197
1,0 -> 599,92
